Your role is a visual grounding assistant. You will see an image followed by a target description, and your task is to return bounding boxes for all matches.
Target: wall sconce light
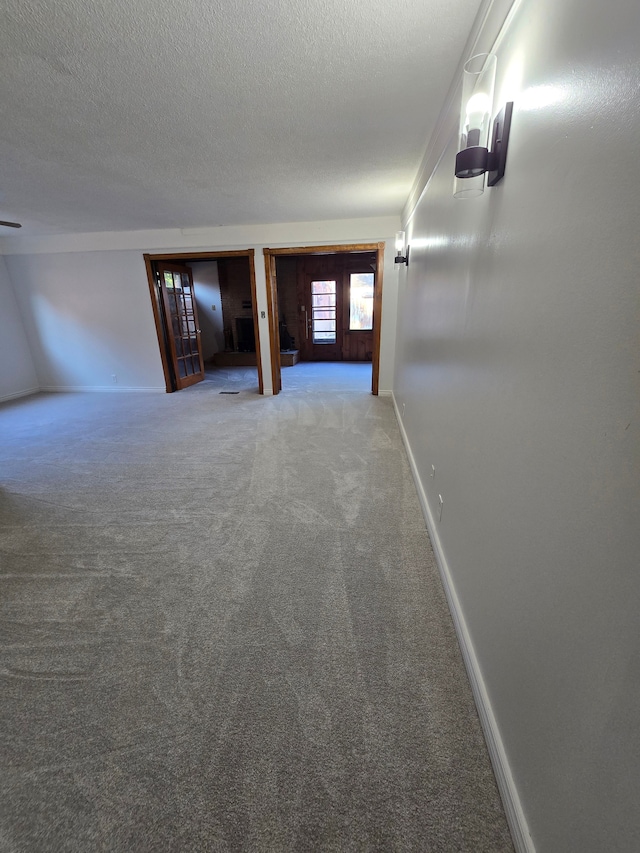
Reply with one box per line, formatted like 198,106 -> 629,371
394,230 -> 409,265
454,53 -> 513,198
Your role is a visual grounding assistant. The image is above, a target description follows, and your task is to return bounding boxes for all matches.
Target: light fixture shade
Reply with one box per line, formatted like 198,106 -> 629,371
394,230 -> 409,265
454,53 -> 497,199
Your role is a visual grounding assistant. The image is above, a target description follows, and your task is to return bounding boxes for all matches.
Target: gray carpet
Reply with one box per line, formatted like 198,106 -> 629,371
203,365 -> 260,393
0,363 -> 514,852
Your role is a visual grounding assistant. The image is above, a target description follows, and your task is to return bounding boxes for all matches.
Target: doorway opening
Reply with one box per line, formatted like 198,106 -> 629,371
263,242 -> 385,396
144,250 -> 263,394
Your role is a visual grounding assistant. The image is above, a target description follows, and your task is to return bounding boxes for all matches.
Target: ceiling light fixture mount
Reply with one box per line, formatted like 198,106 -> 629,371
454,53 -> 513,198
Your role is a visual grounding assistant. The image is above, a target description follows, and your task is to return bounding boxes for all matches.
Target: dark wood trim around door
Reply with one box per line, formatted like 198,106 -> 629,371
263,242 -> 385,396
144,253 -> 173,393
372,242 -> 384,396
246,250 -> 264,395
143,249 -> 263,395
264,252 -> 281,395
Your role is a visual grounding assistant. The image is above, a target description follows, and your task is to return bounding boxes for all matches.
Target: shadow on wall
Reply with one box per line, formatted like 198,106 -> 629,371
190,261 -> 225,360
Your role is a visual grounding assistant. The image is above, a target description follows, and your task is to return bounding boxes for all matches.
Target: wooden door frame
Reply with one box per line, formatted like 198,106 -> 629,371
156,260 -> 206,390
144,249 -> 263,394
265,252 -> 281,394
263,242 -> 385,395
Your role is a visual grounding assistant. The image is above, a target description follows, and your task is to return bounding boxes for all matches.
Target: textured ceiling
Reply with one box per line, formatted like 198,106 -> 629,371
0,0 -> 482,235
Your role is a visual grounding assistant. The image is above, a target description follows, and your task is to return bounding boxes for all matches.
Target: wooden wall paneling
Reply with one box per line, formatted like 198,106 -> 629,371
275,257 -> 299,351
295,257 -> 309,361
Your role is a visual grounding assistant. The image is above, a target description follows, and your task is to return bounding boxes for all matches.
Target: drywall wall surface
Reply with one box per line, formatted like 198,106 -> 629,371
0,216 -> 401,255
2,217 -> 399,396
393,0 -> 640,850
377,243 -> 398,392
190,261 -> 224,360
6,251 -> 166,391
0,256 -> 38,401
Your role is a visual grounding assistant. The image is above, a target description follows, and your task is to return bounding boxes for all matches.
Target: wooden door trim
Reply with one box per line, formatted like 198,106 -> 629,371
144,249 -> 263,395
265,243 -> 381,256
144,253 -> 173,393
146,250 -> 253,261
263,242 -> 385,396
264,252 -> 281,395
371,242 -> 384,396
247,250 -> 264,395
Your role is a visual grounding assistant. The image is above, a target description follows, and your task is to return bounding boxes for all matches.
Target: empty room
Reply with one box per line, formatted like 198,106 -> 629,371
1,0 -> 638,851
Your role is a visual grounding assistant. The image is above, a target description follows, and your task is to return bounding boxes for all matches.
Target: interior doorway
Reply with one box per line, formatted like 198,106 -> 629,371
263,243 -> 385,396
295,253 -> 376,362
144,250 -> 263,394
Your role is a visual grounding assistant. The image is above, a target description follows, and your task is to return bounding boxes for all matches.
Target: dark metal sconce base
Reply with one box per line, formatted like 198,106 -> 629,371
454,101 -> 513,187
394,245 -> 410,266
455,146 -> 489,179
487,102 -> 513,186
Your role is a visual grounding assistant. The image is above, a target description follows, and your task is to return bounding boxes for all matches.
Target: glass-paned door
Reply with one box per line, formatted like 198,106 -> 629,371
300,270 -> 342,361
157,262 -> 205,390
311,280 -> 337,343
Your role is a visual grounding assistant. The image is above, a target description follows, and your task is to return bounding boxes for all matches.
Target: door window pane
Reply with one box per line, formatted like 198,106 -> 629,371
311,280 -> 337,343
349,273 -> 374,330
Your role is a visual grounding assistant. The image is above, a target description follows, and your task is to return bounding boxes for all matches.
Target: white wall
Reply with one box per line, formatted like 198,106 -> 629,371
6,251 -> 166,391
393,0 -> 640,850
376,247 -> 399,393
0,256 -> 39,401
2,216 -> 400,394
189,261 -> 224,360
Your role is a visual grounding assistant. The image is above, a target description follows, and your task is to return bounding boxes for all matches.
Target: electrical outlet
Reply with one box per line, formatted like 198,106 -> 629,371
431,465 -> 436,478
438,494 -> 444,521
111,374 -> 117,384
211,304 -> 216,310
402,403 -> 406,417
261,311 -> 266,319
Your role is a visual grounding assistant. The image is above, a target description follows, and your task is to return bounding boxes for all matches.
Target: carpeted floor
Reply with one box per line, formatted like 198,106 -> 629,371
0,363 -> 514,852
203,364 -> 260,393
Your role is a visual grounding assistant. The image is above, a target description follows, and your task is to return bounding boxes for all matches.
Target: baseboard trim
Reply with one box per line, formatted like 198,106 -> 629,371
0,386 -> 40,403
391,392 -> 535,853
39,385 -> 165,393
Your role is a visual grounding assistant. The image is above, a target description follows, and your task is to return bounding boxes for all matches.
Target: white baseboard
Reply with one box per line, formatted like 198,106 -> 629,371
391,392 -> 535,853
377,389 -> 392,397
39,385 -> 165,393
0,386 -> 40,404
